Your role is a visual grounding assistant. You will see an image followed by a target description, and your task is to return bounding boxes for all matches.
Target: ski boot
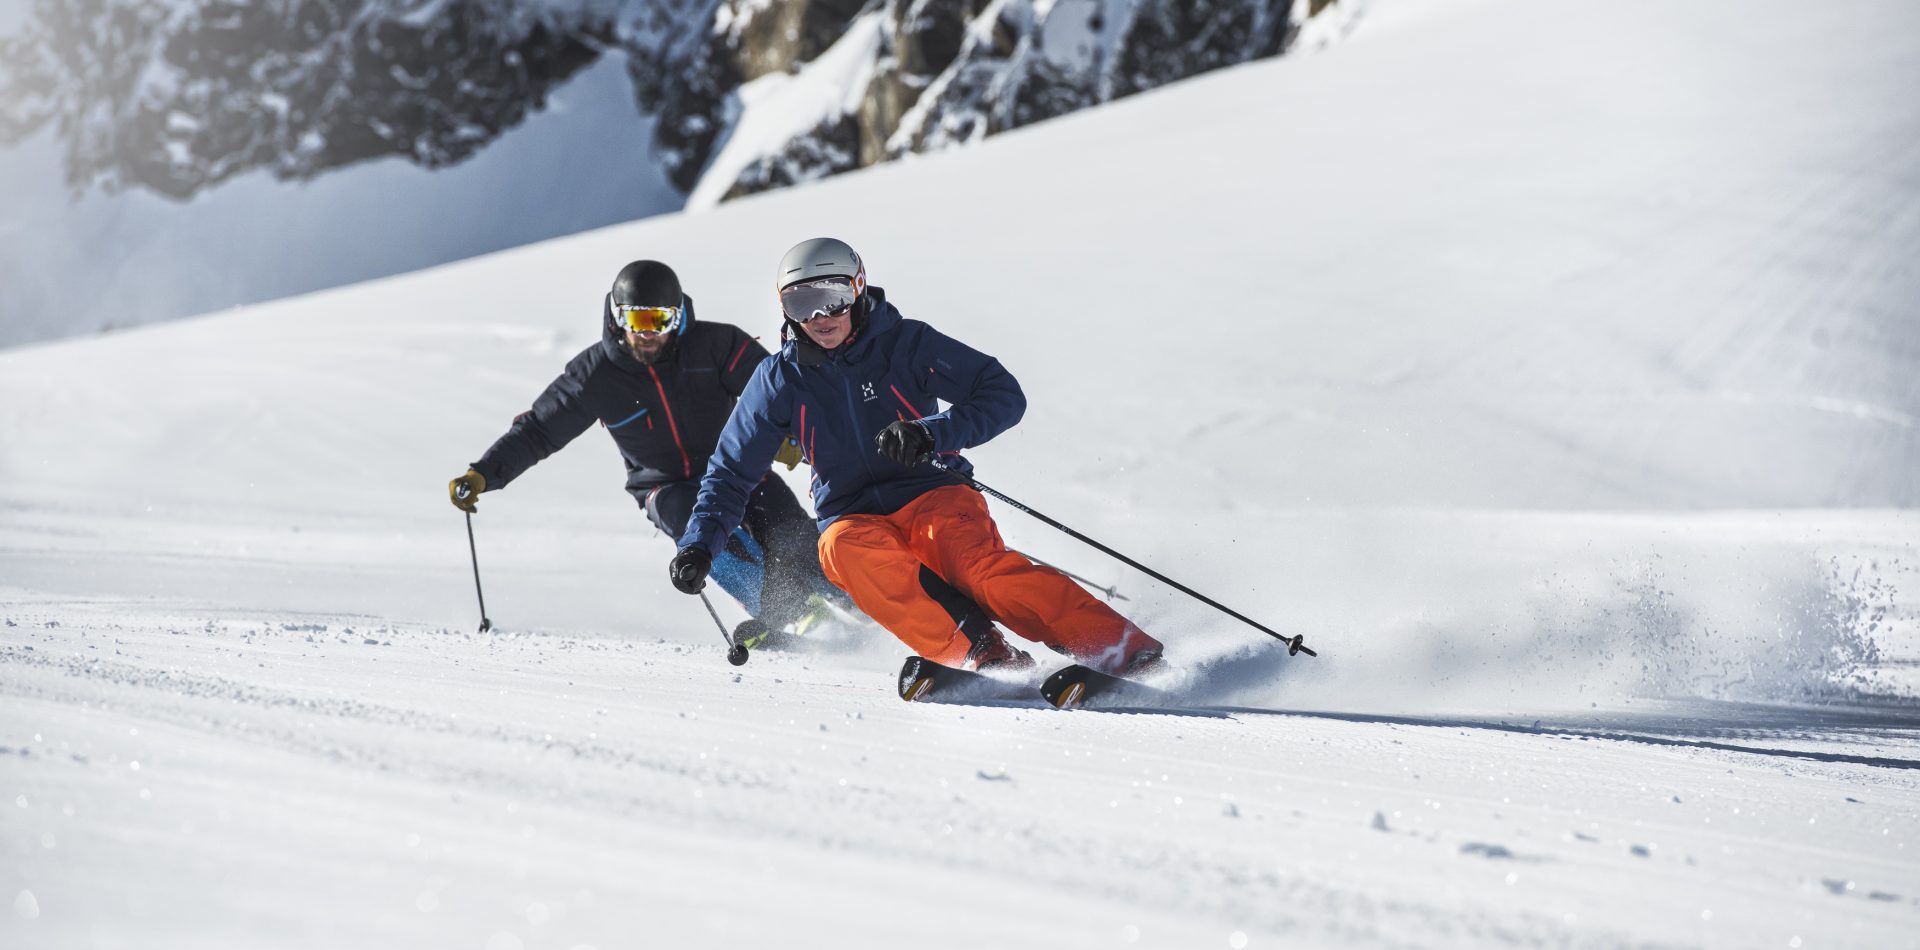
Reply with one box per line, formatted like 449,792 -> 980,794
787,593 -> 840,640
737,594 -> 841,652
962,630 -> 1036,673
1120,646 -> 1166,678
732,618 -> 778,651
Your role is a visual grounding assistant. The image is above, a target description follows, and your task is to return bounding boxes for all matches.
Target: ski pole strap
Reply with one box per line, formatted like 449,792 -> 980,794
927,457 -> 1316,657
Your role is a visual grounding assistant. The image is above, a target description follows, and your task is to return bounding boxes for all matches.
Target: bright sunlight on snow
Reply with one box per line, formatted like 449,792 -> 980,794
3,0 -> 1917,948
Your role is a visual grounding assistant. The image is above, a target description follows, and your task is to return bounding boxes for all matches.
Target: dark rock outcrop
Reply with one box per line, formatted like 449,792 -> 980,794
0,0 -> 1322,202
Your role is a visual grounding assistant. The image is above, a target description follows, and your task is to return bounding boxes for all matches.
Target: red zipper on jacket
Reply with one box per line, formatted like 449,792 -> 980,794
646,365 -> 693,477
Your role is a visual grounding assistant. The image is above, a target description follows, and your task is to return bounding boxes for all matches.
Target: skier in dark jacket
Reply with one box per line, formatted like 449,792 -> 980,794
449,260 -> 841,637
667,239 -> 1163,675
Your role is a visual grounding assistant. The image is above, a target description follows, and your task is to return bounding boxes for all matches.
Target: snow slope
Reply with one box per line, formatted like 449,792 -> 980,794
3,0 -> 1919,947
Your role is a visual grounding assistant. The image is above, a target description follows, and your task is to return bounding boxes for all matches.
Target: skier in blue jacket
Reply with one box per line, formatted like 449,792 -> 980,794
448,260 -> 843,639
668,239 -> 1163,674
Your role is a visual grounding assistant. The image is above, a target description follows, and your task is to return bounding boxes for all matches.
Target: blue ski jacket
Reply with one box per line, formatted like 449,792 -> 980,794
679,288 -> 1026,556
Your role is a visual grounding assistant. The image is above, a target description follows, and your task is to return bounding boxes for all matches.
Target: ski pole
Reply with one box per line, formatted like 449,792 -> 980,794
699,589 -> 750,666
1025,554 -> 1128,601
462,511 -> 493,634
929,457 -> 1315,657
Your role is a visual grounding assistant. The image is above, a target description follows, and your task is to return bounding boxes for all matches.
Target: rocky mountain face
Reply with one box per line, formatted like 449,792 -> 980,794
713,0 -> 1314,202
0,0 -> 1331,203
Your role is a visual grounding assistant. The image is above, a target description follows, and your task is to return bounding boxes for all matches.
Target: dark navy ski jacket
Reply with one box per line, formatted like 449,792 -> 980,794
680,288 -> 1025,556
469,295 -> 769,500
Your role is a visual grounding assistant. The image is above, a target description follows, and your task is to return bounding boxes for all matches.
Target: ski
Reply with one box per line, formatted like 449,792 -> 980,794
1039,664 -> 1170,709
899,656 -> 1179,710
896,655 -> 1034,703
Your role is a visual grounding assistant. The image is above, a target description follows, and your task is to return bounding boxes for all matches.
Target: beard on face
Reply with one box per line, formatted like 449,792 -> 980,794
628,334 -> 668,364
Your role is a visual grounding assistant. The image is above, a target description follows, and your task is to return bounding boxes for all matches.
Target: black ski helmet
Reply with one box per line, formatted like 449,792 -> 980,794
610,260 -> 682,310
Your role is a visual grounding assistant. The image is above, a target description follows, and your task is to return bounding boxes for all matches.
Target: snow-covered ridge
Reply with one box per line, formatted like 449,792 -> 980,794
704,0 -> 1326,204
0,0 -> 1331,202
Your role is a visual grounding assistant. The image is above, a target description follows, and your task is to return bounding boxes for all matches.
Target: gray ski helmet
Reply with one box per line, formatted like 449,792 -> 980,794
776,238 -> 865,294
610,260 -> 682,308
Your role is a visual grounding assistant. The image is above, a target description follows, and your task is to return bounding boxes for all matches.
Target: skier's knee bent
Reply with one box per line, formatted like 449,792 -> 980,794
643,482 -> 699,537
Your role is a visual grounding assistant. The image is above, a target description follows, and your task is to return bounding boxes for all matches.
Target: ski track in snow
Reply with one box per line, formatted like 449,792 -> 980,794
3,602 -> 1917,948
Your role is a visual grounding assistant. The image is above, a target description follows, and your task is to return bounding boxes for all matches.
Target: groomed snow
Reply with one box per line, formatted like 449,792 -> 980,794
3,0 -> 1918,947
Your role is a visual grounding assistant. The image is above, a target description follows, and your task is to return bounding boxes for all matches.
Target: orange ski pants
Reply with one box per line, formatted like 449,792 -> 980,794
818,484 -> 1160,670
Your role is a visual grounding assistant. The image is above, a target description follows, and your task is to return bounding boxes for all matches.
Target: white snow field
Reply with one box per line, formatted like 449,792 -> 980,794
4,0 -> 1920,947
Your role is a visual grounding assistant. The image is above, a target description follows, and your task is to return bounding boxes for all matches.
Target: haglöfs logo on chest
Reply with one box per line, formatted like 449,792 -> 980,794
860,382 -> 878,402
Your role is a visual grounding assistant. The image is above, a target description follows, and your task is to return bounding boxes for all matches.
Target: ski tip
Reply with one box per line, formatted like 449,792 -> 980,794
1039,664 -> 1095,709
1050,680 -> 1086,709
897,655 -> 934,701
1039,663 -> 1175,710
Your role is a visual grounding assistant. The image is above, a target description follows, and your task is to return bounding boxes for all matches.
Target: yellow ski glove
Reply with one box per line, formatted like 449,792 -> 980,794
449,469 -> 486,512
774,437 -> 804,470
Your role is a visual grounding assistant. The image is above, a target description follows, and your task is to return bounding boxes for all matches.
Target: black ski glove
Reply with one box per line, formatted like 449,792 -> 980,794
875,420 -> 934,465
449,469 -> 486,513
669,547 -> 712,595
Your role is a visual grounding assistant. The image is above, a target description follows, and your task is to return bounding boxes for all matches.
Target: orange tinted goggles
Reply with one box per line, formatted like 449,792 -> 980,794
615,305 -> 681,335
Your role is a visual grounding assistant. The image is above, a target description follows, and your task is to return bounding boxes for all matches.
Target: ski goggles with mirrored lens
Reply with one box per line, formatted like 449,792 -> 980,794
779,277 -> 858,323
614,304 -> 681,335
